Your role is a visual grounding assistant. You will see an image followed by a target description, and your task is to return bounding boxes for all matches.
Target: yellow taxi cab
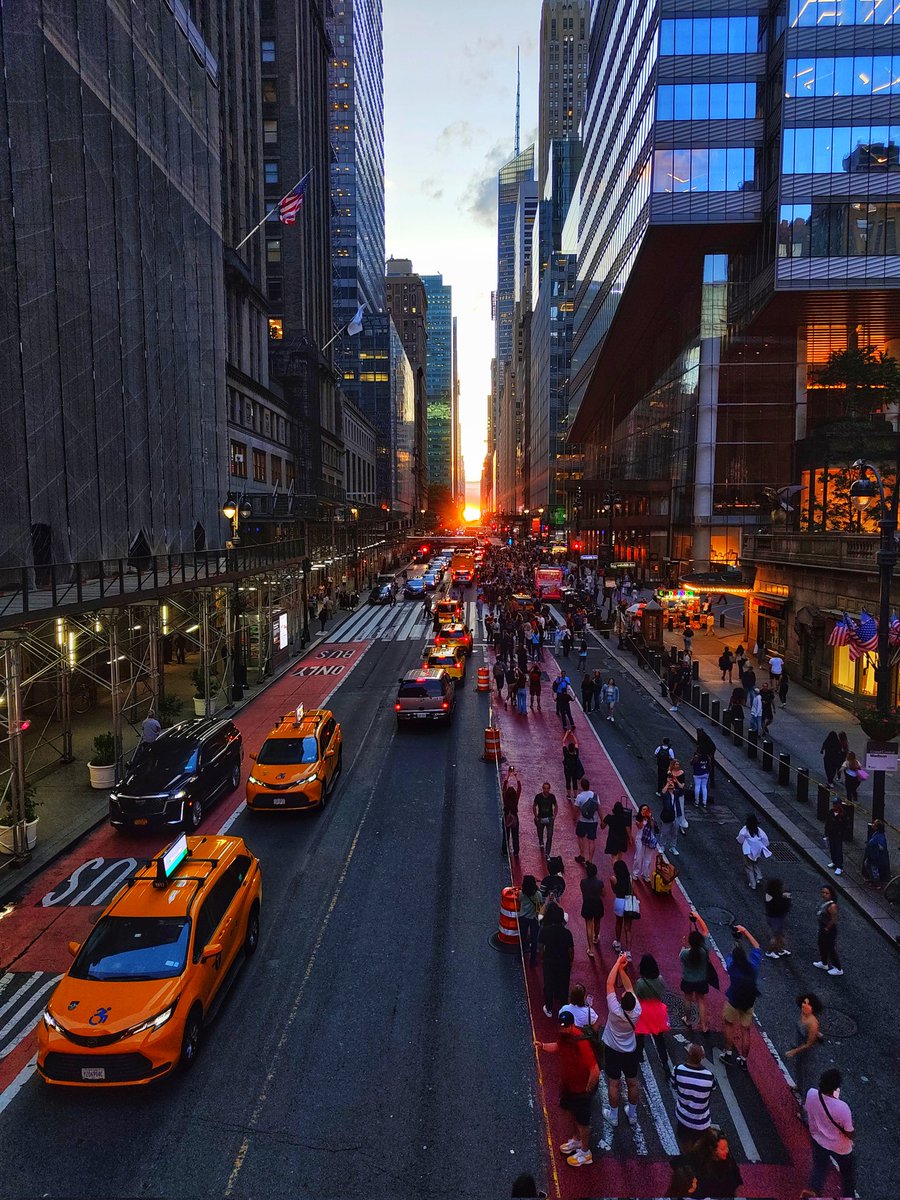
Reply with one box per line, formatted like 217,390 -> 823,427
246,706 -> 342,812
37,833 -> 261,1087
422,643 -> 467,684
434,622 -> 473,656
434,598 -> 463,626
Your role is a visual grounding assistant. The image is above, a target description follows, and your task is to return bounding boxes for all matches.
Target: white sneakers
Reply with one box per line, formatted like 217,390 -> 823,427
812,961 -> 827,969
828,967 -> 844,976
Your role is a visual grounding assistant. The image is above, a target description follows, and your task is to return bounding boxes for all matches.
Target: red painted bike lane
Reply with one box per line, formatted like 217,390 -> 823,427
0,643 -> 370,1100
490,650 -> 809,1200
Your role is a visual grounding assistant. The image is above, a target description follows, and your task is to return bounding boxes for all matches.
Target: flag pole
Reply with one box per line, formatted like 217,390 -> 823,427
233,168 -> 314,253
321,303 -> 367,354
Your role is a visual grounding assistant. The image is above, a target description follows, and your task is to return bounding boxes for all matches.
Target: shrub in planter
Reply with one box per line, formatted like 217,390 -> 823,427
855,703 -> 900,743
0,784 -> 40,852
88,731 -> 118,790
158,693 -> 185,727
191,668 -> 206,700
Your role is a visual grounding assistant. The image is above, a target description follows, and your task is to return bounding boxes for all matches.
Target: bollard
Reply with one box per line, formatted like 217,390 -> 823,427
668,617 -> 674,632
732,714 -> 744,749
660,678 -> 669,698
490,886 -> 521,953
669,645 -> 678,665
816,784 -> 830,821
747,728 -> 758,760
719,612 -> 726,628
778,752 -> 791,786
722,706 -> 733,733
691,659 -> 700,681
691,684 -> 701,708
700,691 -> 710,715
711,698 -> 721,726
841,800 -> 855,843
797,767 -> 809,803
761,737 -> 774,771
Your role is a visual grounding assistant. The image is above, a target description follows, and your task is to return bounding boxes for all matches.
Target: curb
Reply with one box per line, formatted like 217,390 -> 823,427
585,628 -> 900,950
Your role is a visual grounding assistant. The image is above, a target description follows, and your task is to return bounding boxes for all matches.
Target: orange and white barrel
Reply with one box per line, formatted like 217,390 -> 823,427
476,666 -> 490,692
483,726 -> 501,762
497,886 -> 520,948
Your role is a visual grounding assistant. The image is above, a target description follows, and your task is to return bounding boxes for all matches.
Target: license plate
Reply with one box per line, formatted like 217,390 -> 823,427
81,1067 -> 105,1081
133,818 -> 148,826
273,797 -> 286,806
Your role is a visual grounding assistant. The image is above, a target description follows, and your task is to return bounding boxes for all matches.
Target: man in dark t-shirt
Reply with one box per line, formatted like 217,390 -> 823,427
533,783 -> 558,856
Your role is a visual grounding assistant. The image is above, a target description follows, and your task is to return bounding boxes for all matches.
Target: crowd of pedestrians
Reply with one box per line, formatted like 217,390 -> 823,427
480,543 -> 863,1198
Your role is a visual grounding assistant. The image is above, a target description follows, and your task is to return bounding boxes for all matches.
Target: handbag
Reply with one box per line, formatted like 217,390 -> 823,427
857,768 -> 869,781
623,894 -> 641,919
705,958 -> 720,990
581,1023 -> 605,1068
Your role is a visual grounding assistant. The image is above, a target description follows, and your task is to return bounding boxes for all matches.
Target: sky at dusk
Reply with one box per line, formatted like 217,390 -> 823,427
383,0 -> 542,487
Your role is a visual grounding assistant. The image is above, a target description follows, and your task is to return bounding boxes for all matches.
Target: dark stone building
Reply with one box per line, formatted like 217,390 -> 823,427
0,1 -> 227,569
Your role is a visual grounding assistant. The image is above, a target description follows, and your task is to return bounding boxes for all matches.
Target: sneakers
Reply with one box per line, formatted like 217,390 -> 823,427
827,862 -> 835,869
670,846 -> 680,856
828,967 -> 844,976
669,705 -> 678,712
737,1056 -> 748,1071
612,940 -> 622,952
601,1106 -> 619,1125
765,950 -> 781,959
625,1106 -> 638,1126
625,949 -> 632,961
566,1149 -> 592,1167
812,961 -> 827,970
559,1138 -> 581,1154
834,867 -> 843,875
779,948 -> 792,957
543,1005 -> 553,1017
719,1050 -> 738,1067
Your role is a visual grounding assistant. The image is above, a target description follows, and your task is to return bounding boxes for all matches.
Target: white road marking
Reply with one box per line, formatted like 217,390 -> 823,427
672,1032 -> 761,1163
640,1058 -> 679,1155
0,976 -> 60,1055
0,1054 -> 36,1117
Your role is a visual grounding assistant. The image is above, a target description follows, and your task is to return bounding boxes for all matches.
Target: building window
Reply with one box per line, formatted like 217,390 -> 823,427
262,79 -> 277,104
264,118 -> 278,145
789,0 -> 898,26
286,461 -> 295,487
267,238 -> 282,263
652,147 -> 757,193
264,161 -> 279,186
271,455 -> 282,485
782,124 -> 900,175
269,318 -> 283,340
657,82 -> 758,121
261,39 -> 276,63
231,441 -> 247,479
659,16 -> 759,55
253,448 -> 267,483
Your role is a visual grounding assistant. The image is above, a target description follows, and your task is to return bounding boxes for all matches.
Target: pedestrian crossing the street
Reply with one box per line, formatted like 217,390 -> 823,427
0,972 -> 61,1062
325,600 -> 480,644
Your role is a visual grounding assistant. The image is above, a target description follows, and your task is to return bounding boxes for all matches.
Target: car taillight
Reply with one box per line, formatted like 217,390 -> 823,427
394,703 -> 401,711
441,701 -> 449,710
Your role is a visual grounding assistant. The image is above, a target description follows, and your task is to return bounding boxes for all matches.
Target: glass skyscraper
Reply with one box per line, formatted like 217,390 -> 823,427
422,275 -> 454,491
568,0 -> 900,580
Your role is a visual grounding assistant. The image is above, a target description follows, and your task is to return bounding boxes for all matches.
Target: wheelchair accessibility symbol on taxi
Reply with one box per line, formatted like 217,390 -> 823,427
89,1006 -> 111,1026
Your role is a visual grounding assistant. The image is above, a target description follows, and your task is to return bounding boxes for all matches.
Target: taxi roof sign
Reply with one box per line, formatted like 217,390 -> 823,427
156,833 -> 188,887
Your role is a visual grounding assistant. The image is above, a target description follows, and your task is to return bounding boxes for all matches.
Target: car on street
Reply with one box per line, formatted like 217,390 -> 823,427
434,622 -> 473,656
108,719 -> 243,833
394,669 -> 456,725
404,577 -> 426,599
422,643 -> 467,683
246,707 -> 343,812
422,572 -> 439,591
37,833 -> 261,1086
368,583 -> 394,605
434,598 -> 462,626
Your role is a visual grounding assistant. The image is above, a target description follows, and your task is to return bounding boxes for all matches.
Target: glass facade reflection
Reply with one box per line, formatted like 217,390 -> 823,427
422,275 -> 453,490
789,0 -> 900,27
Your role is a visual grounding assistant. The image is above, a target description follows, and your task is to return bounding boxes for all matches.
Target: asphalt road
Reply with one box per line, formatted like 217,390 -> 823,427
572,633 -> 899,1200
0,596 -> 543,1199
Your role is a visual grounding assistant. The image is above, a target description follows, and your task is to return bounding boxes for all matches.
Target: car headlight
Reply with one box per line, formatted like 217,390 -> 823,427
171,789 -> 187,800
42,1009 -> 64,1033
248,774 -> 263,786
298,771 -> 319,785
121,1001 -> 178,1039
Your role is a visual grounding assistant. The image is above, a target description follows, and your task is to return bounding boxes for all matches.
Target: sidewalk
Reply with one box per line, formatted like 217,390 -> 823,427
0,596 -> 384,905
591,619 -> 900,946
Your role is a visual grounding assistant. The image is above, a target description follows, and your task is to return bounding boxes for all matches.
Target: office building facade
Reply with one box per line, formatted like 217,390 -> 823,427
538,0 -> 590,196
569,0 -> 900,583
0,1 -> 227,570
385,259 -> 429,511
422,275 -> 454,494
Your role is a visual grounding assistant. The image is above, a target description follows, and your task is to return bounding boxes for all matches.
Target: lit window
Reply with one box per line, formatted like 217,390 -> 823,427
231,441 -> 247,479
262,79 -> 277,103
264,119 -> 278,145
261,39 -> 276,63
269,318 -> 283,341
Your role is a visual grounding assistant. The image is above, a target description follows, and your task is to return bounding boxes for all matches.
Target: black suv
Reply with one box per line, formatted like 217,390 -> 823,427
109,719 -> 243,833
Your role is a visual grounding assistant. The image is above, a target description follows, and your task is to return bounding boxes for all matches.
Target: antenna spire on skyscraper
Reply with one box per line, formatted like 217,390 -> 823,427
515,46 -> 521,157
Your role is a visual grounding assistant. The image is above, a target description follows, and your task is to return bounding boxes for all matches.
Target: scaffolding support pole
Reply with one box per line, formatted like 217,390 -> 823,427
59,618 -> 74,762
147,604 -> 161,713
108,617 -> 124,780
1,633 -> 30,865
200,591 -> 212,714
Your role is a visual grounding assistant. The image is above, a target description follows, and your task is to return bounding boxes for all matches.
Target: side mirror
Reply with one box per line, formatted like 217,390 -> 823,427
249,750 -> 257,761
201,941 -> 223,962
68,940 -> 80,957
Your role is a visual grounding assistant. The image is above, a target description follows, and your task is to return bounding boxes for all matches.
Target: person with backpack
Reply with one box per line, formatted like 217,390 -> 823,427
718,646 -> 734,682
537,902 -> 574,1020
601,799 -> 632,865
562,731 -> 583,799
556,676 -> 576,731
719,924 -> 762,1071
573,777 -> 601,865
654,738 -> 675,794
658,784 -> 679,856
691,747 -> 711,809
632,806 -> 658,882
518,875 -> 543,968
679,910 -> 712,1034
535,1010 -> 600,1169
580,668 -> 595,713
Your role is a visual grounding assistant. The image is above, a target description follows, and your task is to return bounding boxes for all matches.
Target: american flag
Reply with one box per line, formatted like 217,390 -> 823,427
856,610 -> 879,652
279,175 -> 309,225
889,614 -> 900,648
828,615 -> 852,648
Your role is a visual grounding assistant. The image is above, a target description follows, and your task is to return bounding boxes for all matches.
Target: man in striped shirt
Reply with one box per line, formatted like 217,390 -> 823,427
672,1043 -> 715,1150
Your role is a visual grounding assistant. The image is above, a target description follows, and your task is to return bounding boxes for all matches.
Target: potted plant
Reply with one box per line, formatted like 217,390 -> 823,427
87,731 -> 117,790
191,667 -> 220,717
855,702 -> 900,742
0,783 -> 40,854
158,693 -> 185,728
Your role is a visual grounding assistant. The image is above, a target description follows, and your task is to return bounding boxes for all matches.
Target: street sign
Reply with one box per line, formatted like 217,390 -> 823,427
865,740 -> 898,772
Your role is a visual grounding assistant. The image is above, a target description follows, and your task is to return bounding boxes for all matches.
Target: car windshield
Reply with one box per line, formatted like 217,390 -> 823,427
257,736 -> 318,765
399,681 -> 442,698
130,741 -> 199,775
71,916 -> 191,981
428,654 -> 454,666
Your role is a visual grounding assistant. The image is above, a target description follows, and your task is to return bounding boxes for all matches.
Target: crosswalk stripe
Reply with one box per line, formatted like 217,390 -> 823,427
0,975 -> 60,1057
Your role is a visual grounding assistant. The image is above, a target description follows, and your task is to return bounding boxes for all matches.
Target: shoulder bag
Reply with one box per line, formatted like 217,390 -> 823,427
817,1091 -> 854,1140
623,894 -> 641,919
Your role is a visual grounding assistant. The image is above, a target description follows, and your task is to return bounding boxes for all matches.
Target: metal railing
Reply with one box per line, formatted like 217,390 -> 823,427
742,531 -> 878,570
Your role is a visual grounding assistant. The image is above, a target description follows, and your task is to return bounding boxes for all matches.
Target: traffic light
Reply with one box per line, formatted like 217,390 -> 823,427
571,540 -> 582,552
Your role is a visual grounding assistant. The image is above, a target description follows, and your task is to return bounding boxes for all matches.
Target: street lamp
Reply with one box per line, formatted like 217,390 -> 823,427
221,494 -> 252,700
850,458 -> 898,825
221,494 -> 252,543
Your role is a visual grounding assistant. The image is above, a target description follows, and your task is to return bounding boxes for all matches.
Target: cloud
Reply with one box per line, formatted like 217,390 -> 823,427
420,177 -> 444,202
435,120 -> 480,152
459,137 -> 517,227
